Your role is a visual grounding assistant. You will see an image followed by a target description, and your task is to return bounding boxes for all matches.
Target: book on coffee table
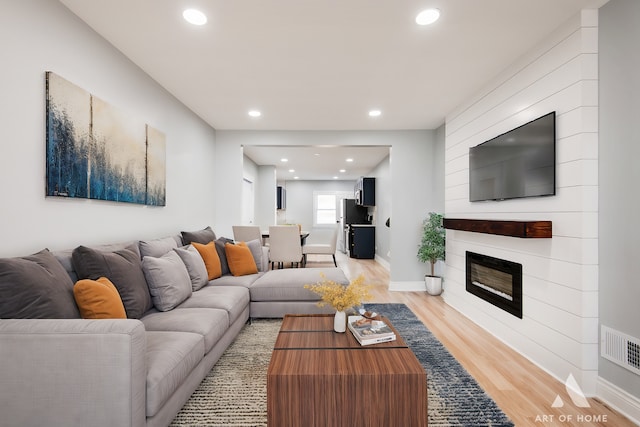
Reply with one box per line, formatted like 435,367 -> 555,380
348,315 -> 396,346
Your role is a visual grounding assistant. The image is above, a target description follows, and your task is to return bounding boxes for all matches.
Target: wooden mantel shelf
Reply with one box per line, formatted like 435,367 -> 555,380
443,218 -> 552,238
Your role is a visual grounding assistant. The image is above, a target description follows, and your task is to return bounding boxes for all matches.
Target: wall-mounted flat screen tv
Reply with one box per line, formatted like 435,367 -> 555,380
469,111 -> 556,202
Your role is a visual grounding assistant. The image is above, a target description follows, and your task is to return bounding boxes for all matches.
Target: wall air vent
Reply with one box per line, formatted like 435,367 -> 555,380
601,326 -> 640,376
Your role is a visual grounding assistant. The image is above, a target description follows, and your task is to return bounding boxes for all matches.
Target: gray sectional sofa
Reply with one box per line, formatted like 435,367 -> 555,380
0,226 -> 349,427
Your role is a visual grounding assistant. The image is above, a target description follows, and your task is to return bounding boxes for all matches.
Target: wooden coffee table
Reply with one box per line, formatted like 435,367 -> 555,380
267,314 -> 427,426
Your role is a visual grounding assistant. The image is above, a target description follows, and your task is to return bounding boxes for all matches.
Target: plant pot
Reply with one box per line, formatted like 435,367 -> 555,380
425,275 -> 443,296
334,310 -> 346,333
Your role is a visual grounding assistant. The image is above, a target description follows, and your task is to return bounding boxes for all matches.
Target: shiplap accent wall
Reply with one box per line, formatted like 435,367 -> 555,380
443,10 -> 599,394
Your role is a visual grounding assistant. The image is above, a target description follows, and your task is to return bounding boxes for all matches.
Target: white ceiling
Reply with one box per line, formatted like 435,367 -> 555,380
59,0 -> 607,180
242,145 -> 390,181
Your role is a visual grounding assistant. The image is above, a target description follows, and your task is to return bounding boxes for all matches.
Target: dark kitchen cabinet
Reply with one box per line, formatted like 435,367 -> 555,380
349,225 -> 375,259
277,186 -> 286,210
355,177 -> 375,206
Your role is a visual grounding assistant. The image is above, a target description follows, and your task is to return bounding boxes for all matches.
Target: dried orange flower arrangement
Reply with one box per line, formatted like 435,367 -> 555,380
304,273 -> 372,312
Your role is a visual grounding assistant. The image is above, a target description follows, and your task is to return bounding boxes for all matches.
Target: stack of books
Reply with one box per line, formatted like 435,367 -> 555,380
347,315 -> 396,346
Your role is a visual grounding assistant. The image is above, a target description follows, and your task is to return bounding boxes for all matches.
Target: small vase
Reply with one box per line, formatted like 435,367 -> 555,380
334,310 -> 346,333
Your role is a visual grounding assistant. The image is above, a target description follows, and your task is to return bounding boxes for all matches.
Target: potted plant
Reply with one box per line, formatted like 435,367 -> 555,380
417,212 -> 445,295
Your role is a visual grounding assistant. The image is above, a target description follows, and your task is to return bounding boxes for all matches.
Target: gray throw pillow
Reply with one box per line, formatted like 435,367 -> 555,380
0,249 -> 80,319
181,226 -> 216,245
245,239 -> 264,272
139,236 -> 179,258
72,244 -> 152,319
215,237 -> 234,276
142,251 -> 192,311
174,245 -> 209,291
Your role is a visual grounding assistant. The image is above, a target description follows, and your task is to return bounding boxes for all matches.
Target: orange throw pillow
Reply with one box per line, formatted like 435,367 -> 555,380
225,242 -> 258,276
73,277 -> 127,319
192,241 -> 222,280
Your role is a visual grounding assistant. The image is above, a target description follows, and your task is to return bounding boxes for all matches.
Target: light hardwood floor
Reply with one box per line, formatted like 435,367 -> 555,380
302,252 -> 637,427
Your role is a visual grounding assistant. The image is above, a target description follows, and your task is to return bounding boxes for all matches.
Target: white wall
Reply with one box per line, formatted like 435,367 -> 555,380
0,0 -> 217,256
241,155 -> 277,229
444,11 -> 599,394
215,130 -> 437,284
256,165 -> 277,229
386,130 -> 441,286
241,155 -> 259,225
598,0 -> 640,414
370,156 -> 391,265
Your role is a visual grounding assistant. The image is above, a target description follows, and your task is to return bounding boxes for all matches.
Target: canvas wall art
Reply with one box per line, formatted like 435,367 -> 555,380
45,71 -> 166,206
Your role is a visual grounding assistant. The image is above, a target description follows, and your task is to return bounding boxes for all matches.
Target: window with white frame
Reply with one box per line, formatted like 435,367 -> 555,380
314,193 -> 338,225
314,193 -> 337,225
313,191 -> 353,226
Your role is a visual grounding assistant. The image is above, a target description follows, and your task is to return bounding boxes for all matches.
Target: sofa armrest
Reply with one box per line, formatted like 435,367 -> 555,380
0,319 -> 147,427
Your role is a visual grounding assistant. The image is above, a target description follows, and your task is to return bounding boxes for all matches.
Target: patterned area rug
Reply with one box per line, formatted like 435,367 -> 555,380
170,303 -> 513,426
170,319 -> 279,427
366,303 -> 514,426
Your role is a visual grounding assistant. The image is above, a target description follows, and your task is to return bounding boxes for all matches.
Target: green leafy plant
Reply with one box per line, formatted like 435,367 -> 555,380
417,212 -> 445,276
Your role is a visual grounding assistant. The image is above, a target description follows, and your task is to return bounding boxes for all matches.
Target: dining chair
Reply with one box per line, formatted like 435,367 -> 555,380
302,224 -> 339,267
268,225 -> 303,269
232,225 -> 263,244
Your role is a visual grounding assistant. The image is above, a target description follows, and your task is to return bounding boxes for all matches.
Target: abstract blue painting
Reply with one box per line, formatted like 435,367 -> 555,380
45,72 -> 166,206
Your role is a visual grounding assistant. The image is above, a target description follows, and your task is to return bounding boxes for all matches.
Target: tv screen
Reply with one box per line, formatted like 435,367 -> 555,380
469,112 -> 556,202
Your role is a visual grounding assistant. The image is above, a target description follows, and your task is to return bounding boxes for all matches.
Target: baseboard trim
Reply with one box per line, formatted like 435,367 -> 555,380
389,280 -> 426,292
374,255 -> 390,271
597,377 -> 640,425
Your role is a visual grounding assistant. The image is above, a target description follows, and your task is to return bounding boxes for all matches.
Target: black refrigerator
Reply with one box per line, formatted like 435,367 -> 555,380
342,198 -> 369,225
341,199 -> 370,254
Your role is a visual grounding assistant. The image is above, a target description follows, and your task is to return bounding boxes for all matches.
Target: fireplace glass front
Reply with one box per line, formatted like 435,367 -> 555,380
465,251 -> 523,318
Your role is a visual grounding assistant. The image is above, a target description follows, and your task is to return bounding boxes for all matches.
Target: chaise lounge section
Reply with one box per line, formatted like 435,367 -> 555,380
0,226 -> 348,427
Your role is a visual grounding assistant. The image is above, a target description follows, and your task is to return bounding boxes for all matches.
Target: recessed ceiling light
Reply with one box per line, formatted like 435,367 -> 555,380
248,110 -> 261,118
416,8 -> 440,26
280,158 -> 288,162
183,9 -> 207,26
346,158 -> 354,163
289,169 -> 295,173
339,169 -> 346,173
369,109 -> 382,117
294,176 -> 299,180
333,176 -> 338,180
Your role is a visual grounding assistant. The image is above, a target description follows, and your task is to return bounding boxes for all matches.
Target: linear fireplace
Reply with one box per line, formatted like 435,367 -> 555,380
466,251 -> 523,318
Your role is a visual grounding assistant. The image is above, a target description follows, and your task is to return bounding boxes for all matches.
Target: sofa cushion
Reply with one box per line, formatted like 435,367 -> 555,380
181,226 -> 216,245
174,245 -> 208,291
52,240 -> 138,284
215,237 -> 234,276
209,272 -> 263,288
250,267 -> 349,302
142,251 -> 192,311
142,308 -> 228,353
52,248 -> 79,283
225,242 -> 258,276
145,331 -> 204,417
178,285 -> 250,325
0,249 -> 80,319
245,239 -> 265,272
72,244 -> 152,319
192,241 -> 222,280
139,236 -> 180,258
73,277 -> 126,319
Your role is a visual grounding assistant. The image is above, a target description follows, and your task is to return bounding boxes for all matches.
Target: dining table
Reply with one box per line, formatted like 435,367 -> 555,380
261,230 -> 310,246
